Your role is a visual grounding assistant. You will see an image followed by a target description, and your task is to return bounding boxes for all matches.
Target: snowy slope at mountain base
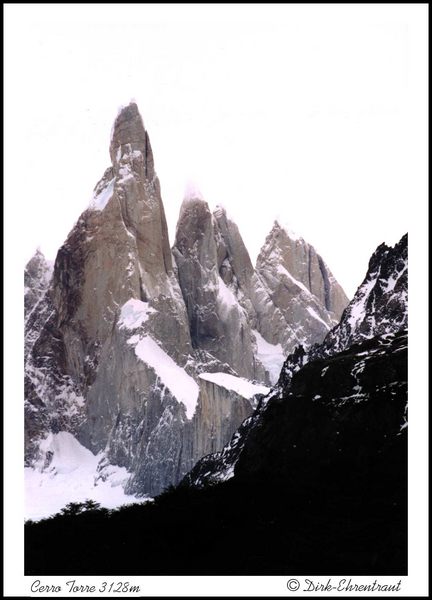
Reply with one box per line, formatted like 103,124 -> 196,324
25,432 -> 150,521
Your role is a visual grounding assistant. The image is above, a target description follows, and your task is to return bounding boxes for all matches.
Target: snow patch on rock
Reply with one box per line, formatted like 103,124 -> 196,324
128,334 -> 199,419
199,372 -> 270,400
119,298 -> 156,330
252,330 -> 285,384
89,177 -> 115,211
347,276 -> 377,328
217,276 -> 239,315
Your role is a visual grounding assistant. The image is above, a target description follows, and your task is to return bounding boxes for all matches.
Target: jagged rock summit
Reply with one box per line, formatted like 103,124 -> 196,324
256,220 -> 347,341
319,233 -> 407,354
109,102 -> 154,179
24,249 -> 53,319
24,102 -> 349,513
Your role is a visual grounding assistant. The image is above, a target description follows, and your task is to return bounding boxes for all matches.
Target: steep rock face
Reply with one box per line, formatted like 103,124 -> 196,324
212,208 -> 306,371
24,104 -> 273,499
53,103 -> 188,369
257,222 -> 348,318
183,233 -> 408,489
255,221 -> 348,349
192,373 -> 268,460
182,395 -> 267,488
173,197 -> 265,380
25,104 -> 194,492
25,249 -> 83,465
125,373 -> 267,496
173,201 -> 349,384
24,250 -> 53,321
24,250 -> 55,408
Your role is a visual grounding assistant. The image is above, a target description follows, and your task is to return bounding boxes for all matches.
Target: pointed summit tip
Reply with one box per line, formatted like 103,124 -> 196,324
113,101 -> 140,124
26,247 -> 46,266
269,219 -> 284,236
271,219 -> 302,242
109,102 -> 154,179
110,102 -> 142,143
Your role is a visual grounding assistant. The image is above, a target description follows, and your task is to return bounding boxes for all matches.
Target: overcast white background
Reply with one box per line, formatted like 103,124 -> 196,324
5,4 -> 427,297
4,4 -> 428,596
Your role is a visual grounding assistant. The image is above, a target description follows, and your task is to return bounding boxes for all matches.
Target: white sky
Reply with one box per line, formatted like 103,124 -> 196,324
5,4 -> 427,297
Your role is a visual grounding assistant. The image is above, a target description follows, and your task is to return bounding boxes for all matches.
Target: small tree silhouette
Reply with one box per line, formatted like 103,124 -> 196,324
60,502 -> 86,516
83,499 -> 101,511
60,500 -> 102,516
